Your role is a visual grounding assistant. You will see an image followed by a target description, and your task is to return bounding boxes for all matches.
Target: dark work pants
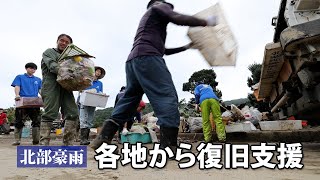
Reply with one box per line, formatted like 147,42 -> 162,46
111,56 -> 180,128
15,108 -> 40,129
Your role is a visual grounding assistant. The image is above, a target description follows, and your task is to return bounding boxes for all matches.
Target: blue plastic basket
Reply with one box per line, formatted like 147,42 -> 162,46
21,127 -> 30,138
121,132 -> 152,144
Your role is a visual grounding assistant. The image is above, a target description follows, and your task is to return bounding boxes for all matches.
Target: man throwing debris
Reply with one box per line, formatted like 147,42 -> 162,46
92,0 -> 218,150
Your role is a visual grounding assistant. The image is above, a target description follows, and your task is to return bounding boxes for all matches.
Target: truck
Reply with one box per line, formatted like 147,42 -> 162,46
258,0 -> 320,122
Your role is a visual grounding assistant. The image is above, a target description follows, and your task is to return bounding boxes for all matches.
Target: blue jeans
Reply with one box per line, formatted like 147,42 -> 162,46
79,104 -> 96,129
111,56 -> 180,128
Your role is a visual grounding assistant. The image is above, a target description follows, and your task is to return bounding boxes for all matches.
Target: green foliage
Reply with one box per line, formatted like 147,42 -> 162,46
93,107 -> 114,127
246,62 -> 269,112
224,98 -> 249,107
92,103 -> 154,127
4,107 -> 15,123
247,63 -> 262,88
182,69 -> 222,98
143,103 -> 154,116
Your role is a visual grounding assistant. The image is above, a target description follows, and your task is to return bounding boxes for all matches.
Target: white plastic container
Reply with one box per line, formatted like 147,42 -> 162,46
225,122 -> 256,133
79,92 -> 109,108
259,120 -> 302,131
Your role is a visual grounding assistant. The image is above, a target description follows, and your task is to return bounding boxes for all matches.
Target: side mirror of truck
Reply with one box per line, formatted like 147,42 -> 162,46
271,16 -> 278,26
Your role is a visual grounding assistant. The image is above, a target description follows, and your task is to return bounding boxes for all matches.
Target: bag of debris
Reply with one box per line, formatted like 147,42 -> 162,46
56,44 -> 95,91
188,117 -> 203,133
230,104 -> 245,120
146,116 -> 158,124
241,106 -> 262,120
57,57 -> 95,91
241,106 -> 262,126
130,124 -> 147,134
251,108 -> 262,121
141,112 -> 155,124
146,116 -> 159,132
241,106 -> 253,120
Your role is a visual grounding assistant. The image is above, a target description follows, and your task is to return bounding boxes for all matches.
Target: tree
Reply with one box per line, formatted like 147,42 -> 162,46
246,63 -> 269,112
247,63 -> 262,88
92,103 -> 154,127
93,107 -> 114,127
182,69 -> 222,98
4,107 -> 15,124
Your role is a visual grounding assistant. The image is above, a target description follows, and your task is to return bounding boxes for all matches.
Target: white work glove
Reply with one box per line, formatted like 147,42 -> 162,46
121,128 -> 129,135
85,88 -> 97,93
206,15 -> 218,26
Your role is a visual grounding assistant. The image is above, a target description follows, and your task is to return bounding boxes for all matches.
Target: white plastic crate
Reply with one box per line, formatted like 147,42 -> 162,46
259,120 -> 302,131
79,92 -> 109,108
187,3 -> 238,66
225,123 -> 256,133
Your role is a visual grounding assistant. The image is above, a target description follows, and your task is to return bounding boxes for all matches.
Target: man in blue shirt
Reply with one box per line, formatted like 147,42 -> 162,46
79,66 -> 105,145
194,81 -> 226,143
11,62 -> 42,145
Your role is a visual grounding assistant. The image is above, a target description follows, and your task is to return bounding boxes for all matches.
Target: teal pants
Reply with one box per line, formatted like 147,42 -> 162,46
200,99 -> 226,142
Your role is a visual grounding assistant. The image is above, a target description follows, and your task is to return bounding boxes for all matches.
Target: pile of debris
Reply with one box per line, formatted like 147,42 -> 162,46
140,104 -> 304,134
141,112 -> 159,133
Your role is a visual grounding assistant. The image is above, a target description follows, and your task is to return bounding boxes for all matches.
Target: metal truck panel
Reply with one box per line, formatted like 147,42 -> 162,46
280,18 -> 320,52
285,0 -> 320,27
258,42 -> 284,98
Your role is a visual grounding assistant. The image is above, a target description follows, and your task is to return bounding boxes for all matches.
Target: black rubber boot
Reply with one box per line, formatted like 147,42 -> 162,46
32,127 -> 40,145
91,119 -> 119,150
160,126 -> 179,159
12,128 -> 23,146
86,128 -> 90,141
80,128 -> 90,145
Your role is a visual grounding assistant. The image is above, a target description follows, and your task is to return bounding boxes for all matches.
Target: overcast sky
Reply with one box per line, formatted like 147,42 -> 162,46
0,0 -> 281,109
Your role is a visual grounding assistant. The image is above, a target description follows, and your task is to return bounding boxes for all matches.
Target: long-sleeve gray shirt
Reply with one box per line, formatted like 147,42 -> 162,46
127,2 -> 207,61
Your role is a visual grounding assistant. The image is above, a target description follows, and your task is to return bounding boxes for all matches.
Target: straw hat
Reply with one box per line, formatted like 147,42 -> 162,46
95,66 -> 106,79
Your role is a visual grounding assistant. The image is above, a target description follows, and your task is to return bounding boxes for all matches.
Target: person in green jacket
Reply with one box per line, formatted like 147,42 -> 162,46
39,34 -> 79,145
